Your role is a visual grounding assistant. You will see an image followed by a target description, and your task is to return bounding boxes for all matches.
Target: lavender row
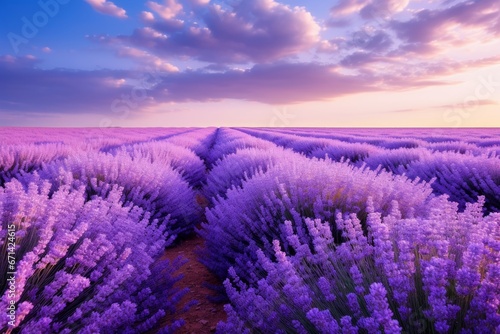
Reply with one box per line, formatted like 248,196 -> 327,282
0,128 -> 188,149
0,143 -> 72,186
236,127 -> 378,161
200,155 -> 434,281
0,179 -> 187,333
259,127 -> 500,148
218,197 -> 500,333
18,151 -> 201,238
204,146 -> 301,201
106,140 -> 206,188
165,128 -> 219,168
201,128 -> 277,169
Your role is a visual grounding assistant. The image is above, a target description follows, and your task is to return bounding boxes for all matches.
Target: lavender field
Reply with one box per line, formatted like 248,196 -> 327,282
1,127 -> 499,334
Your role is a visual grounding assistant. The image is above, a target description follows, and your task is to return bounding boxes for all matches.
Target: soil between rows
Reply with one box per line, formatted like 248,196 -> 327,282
157,233 -> 227,334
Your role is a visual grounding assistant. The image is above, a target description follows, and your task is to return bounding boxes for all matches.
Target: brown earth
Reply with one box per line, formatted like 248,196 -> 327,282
156,233 -> 227,334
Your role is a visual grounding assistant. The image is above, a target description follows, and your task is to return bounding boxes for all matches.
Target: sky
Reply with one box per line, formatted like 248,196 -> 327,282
0,0 -> 499,127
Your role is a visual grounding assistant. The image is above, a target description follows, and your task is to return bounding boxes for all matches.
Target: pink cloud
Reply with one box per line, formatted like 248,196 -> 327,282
85,0 -> 127,18
115,46 -> 180,72
146,0 -> 183,20
0,56 -> 445,109
121,0 -> 320,64
391,0 -> 500,46
330,0 -> 409,19
360,0 -> 409,20
152,63 -> 379,104
1,52 -> 499,116
330,0 -> 369,16
0,56 -> 135,115
140,11 -> 155,22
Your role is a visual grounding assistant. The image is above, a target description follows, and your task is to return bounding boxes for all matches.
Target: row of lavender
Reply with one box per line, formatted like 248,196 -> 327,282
198,128 -> 500,333
0,128 -> 217,333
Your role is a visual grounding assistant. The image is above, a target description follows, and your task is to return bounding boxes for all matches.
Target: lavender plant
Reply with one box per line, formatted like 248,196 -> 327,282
362,147 -> 425,174
218,196 -> 500,333
0,143 -> 71,186
109,141 -> 206,188
403,151 -> 500,213
236,128 -> 378,163
0,179 -> 187,333
204,147 -> 300,201
203,128 -> 277,168
20,151 -> 201,237
200,157 -> 434,281
166,128 -> 219,165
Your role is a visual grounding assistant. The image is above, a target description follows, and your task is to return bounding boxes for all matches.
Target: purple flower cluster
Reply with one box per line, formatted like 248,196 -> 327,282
204,146 -> 300,201
165,127 -> 219,165
203,128 -> 277,167
237,128 -> 500,213
238,127 -> 378,162
403,151 -> 500,213
200,153 -> 433,281
108,140 -> 206,188
20,151 -> 201,237
216,196 -> 500,333
0,179 -> 187,333
0,143 -> 71,186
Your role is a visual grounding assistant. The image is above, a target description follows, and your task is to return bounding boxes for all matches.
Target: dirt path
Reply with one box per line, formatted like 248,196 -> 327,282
158,233 -> 227,333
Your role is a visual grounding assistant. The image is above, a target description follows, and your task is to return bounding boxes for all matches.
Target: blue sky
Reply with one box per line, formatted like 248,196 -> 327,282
0,0 -> 499,127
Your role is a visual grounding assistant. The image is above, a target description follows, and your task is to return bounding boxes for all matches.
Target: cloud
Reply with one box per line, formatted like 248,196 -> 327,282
349,29 -> 393,52
0,57 -> 377,113
392,100 -> 499,113
0,58 -> 377,112
140,11 -> 155,22
2,51 -> 499,117
360,0 -> 409,20
0,55 -> 134,115
114,46 -> 180,72
118,0 -> 321,64
152,62 -> 379,104
330,0 -> 409,19
186,0 -> 210,6
84,0 -> 128,18
146,0 -> 183,20
340,52 -> 379,67
330,0 -> 369,16
391,0 -> 500,47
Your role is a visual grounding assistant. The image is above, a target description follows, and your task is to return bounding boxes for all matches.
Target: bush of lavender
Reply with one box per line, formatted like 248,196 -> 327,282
204,147 -> 300,201
204,129 -> 277,168
237,128 -> 334,156
110,141 -> 206,188
308,140 -> 377,163
362,147 -> 426,174
166,128 -> 219,164
378,138 -> 422,150
0,179 -> 187,333
21,151 -> 201,237
200,157 -> 434,281
0,143 -> 71,186
218,196 -> 500,333
404,151 -> 500,213
424,141 -> 481,155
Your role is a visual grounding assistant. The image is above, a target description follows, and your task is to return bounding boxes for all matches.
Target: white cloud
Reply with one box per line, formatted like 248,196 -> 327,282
85,0 -> 128,18
146,0 -> 183,20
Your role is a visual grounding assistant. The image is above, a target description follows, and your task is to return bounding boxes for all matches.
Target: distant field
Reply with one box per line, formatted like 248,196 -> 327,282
1,127 -> 499,333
